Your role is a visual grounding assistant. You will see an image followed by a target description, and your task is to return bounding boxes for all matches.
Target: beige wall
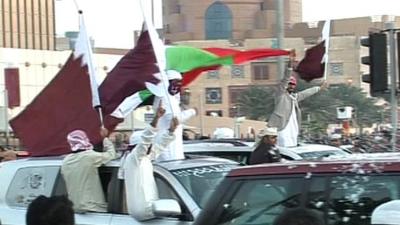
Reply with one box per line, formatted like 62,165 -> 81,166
0,48 -> 123,118
163,0 -> 303,41
0,0 -> 55,50
176,36 -> 361,119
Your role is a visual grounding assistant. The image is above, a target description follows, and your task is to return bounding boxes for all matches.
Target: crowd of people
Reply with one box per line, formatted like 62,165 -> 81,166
3,54 -> 398,225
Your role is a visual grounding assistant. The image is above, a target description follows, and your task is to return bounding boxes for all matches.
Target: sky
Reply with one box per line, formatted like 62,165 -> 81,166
55,0 -> 400,49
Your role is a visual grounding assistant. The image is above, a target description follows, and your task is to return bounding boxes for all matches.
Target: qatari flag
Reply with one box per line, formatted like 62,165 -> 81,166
10,55 -> 102,156
99,30 -> 160,116
10,13 -> 103,157
4,68 -> 20,108
295,40 -> 326,82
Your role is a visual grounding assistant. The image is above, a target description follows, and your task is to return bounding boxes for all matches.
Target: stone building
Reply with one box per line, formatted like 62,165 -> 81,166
0,0 -> 56,50
162,0 -> 400,119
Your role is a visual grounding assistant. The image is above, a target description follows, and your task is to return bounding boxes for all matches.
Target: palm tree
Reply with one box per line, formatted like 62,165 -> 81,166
236,86 -> 275,120
237,80 -> 387,134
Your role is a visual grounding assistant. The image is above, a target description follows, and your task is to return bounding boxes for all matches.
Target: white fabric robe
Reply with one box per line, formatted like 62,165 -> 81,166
153,94 -> 196,161
120,126 -> 174,221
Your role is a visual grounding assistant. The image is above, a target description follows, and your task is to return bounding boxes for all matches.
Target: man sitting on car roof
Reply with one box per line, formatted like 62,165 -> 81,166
249,127 -> 281,165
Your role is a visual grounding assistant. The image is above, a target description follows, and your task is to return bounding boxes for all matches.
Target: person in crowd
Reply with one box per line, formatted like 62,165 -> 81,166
249,127 -> 281,165
273,208 -> 325,225
26,195 -> 74,225
329,133 -> 342,147
119,102 -> 179,221
268,54 -> 327,147
0,146 -> 17,162
61,127 -> 117,213
151,70 -> 197,161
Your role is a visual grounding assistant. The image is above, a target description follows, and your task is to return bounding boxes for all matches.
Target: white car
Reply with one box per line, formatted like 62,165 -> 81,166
0,155 -> 238,225
184,140 -> 350,164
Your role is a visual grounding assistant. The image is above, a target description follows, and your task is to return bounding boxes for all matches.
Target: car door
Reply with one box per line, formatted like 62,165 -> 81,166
1,164 -> 63,225
108,166 -> 194,225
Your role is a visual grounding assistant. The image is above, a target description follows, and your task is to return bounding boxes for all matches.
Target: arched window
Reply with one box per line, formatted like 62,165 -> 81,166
205,2 -> 232,40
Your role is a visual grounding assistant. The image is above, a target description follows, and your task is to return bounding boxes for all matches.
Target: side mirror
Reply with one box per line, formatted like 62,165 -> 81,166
153,199 -> 181,217
371,200 -> 400,225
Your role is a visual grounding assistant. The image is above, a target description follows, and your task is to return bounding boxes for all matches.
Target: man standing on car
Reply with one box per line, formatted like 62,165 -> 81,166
268,53 -> 327,147
150,70 -> 197,162
249,127 -> 281,165
61,127 -> 117,213
119,102 -> 179,221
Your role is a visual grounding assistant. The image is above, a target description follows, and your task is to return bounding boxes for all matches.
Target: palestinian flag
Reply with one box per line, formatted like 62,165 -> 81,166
109,89 -> 153,119
182,47 -> 291,86
100,31 -> 290,129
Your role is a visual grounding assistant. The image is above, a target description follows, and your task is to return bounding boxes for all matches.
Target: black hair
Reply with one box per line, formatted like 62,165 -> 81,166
273,208 -> 325,225
26,195 -> 75,225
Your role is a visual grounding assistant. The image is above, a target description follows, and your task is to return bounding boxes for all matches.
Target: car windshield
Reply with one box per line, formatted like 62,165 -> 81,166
298,150 -> 348,160
216,173 -> 400,225
170,163 -> 237,208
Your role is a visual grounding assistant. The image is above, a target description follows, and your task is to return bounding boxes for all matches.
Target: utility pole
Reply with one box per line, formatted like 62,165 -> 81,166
276,0 -> 285,79
387,22 -> 398,151
3,89 -> 8,146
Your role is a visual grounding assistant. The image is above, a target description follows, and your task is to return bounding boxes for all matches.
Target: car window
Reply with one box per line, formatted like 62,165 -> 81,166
215,177 -> 305,225
299,150 -> 348,160
188,151 -> 249,165
279,153 -> 295,161
327,175 -> 396,225
306,174 -> 400,225
6,166 -> 60,207
171,164 -> 237,208
154,175 -> 194,221
155,175 -> 179,200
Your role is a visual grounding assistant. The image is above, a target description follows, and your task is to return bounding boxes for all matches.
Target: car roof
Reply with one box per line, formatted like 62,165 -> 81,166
279,144 -> 344,153
184,139 -> 250,147
228,155 -> 400,177
0,154 -> 237,171
183,143 -> 346,155
184,144 -> 252,152
154,156 -> 238,170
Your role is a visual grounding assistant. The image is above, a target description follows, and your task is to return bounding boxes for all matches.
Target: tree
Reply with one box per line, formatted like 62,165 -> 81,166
300,81 -> 385,133
236,80 -> 387,134
236,86 -> 274,120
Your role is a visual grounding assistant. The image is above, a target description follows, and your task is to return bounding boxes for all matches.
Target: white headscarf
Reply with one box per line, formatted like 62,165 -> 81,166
67,130 -> 93,152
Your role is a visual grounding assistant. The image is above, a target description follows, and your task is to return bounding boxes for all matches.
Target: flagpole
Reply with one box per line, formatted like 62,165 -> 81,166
322,20 -> 331,80
138,0 -> 176,116
76,10 -> 104,125
276,0 -> 285,79
72,0 -> 79,11
4,88 -> 8,146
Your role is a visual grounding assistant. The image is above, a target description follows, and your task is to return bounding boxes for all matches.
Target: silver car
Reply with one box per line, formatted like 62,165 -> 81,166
0,155 -> 237,225
184,141 -> 350,164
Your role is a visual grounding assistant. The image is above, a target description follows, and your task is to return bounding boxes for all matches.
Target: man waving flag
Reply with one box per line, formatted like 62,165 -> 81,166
10,12 -> 102,156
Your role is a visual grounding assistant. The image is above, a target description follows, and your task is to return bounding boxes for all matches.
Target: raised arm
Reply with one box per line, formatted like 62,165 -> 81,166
92,127 -> 117,166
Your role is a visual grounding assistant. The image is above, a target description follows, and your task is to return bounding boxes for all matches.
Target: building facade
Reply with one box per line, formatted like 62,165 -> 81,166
163,0 -> 400,120
0,0 -> 56,50
163,0 -> 302,41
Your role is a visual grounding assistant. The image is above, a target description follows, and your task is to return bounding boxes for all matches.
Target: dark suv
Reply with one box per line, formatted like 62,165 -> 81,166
195,154 -> 400,225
